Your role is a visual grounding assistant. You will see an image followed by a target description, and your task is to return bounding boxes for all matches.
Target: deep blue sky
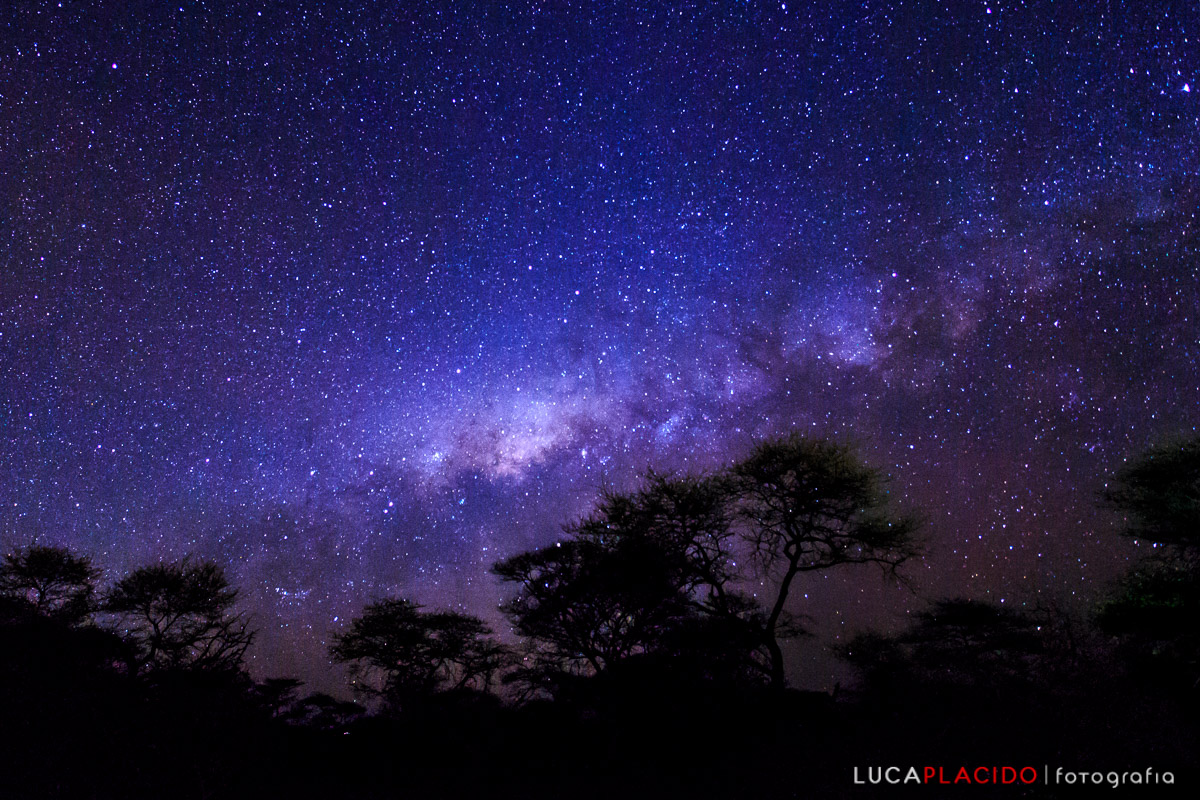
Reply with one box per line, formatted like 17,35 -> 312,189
2,0 -> 1198,689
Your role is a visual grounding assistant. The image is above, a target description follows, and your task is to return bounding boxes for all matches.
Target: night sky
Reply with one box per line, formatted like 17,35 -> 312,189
2,0 -> 1198,691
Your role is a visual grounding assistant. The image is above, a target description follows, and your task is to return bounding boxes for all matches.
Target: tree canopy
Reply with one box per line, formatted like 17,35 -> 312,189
728,436 -> 921,687
330,598 -> 508,708
1099,436 -> 1200,691
0,545 -> 100,626
494,472 -> 767,692
104,558 -> 253,674
1103,435 -> 1200,559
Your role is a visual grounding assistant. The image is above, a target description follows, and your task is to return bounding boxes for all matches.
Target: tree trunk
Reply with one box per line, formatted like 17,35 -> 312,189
764,559 -> 800,690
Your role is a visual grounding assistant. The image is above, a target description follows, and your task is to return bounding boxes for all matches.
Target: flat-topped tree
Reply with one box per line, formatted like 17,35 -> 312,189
330,599 -> 508,709
728,435 -> 921,689
0,545 -> 100,626
493,472 -> 765,690
1103,436 -> 1200,560
105,558 -> 253,674
846,599 -> 1047,691
623,471 -> 743,611
493,534 -> 688,677
1099,436 -> 1200,690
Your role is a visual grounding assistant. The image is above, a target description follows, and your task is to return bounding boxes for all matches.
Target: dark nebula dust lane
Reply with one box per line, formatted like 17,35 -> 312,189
2,0 -> 1198,689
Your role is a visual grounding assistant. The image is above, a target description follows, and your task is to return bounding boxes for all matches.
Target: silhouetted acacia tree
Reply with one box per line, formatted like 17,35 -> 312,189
495,536 -> 687,678
1097,563 -> 1200,688
843,599 -> 1047,696
282,691 -> 365,729
494,473 -> 765,691
0,545 -> 100,626
839,599 -> 1057,748
1099,436 -> 1200,691
251,677 -> 305,718
1103,436 -> 1200,559
611,471 -> 743,610
330,599 -> 508,708
728,436 -> 920,688
105,558 -> 253,673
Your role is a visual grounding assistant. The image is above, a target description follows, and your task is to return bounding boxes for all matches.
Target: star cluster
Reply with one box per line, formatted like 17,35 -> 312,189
2,0 -> 1198,688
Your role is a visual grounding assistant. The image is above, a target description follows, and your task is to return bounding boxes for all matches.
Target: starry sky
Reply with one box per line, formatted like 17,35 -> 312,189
2,0 -> 1198,690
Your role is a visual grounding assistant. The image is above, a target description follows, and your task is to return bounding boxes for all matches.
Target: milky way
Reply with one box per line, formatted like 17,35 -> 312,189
2,0 -> 1198,689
